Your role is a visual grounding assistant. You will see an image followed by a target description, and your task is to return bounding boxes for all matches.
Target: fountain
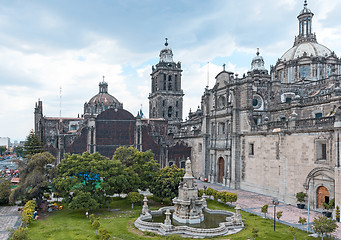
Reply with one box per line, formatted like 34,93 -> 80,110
172,158 -> 205,224
134,158 -> 244,238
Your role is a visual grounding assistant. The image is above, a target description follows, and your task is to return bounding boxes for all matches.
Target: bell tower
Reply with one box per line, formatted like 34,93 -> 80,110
149,38 -> 184,133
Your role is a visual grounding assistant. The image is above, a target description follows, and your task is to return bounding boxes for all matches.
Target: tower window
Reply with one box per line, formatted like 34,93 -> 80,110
176,101 -> 178,107
168,76 -> 172,90
168,106 -> 173,118
174,75 -> 177,91
176,111 -> 178,117
162,100 -> 165,106
163,74 -> 166,90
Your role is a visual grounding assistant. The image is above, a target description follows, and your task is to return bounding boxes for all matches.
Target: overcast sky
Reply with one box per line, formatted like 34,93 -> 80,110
1,0 -> 341,141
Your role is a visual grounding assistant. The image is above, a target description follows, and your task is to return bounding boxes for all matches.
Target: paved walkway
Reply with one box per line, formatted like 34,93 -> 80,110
0,206 -> 21,240
195,180 -> 341,239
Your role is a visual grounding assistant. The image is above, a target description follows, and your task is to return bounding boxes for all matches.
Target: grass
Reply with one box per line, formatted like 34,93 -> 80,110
26,198 -> 320,240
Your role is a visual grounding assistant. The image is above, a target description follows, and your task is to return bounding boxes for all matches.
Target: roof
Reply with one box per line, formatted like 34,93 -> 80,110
281,42 -> 332,61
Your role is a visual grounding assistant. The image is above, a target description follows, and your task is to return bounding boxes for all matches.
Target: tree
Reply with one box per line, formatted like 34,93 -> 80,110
129,150 -> 160,190
112,147 -> 160,190
54,152 -> 137,210
14,146 -> 23,157
288,226 -> 297,240
150,165 -> 185,200
261,204 -> 268,218
276,211 -> 283,220
10,152 -> 56,204
0,146 -> 7,156
0,177 -> 11,205
127,192 -> 143,209
112,146 -> 138,167
312,216 -> 338,240
23,130 -> 44,156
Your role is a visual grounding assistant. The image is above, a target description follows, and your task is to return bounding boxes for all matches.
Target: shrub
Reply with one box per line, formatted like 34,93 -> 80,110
298,216 -> 307,225
22,200 -> 36,227
92,219 -> 100,235
212,190 -> 220,200
323,198 -> 335,210
163,197 -> 171,205
198,189 -> 204,197
296,192 -> 306,203
98,228 -> 111,240
127,192 -> 143,208
219,191 -> 238,204
206,187 -> 215,196
89,214 -> 96,224
10,227 -> 29,240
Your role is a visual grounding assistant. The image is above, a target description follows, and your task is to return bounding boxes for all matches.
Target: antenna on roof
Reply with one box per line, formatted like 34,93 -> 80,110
59,86 -> 62,118
206,62 -> 210,88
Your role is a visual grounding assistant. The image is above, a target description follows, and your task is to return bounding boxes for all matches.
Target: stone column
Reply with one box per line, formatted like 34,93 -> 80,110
164,209 -> 172,225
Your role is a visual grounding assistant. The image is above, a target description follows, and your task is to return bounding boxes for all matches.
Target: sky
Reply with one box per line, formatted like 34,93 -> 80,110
1,0 -> 341,141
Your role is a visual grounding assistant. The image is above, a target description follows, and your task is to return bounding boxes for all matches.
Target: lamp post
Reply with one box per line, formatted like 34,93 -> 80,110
273,198 -> 279,231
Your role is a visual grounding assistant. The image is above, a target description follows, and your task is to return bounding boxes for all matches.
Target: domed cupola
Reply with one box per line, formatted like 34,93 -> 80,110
84,78 -> 123,116
250,48 -> 266,72
295,0 -> 316,45
159,38 -> 174,63
272,0 -> 340,83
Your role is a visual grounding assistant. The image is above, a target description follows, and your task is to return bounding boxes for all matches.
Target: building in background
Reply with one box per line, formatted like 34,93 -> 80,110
0,137 -> 10,148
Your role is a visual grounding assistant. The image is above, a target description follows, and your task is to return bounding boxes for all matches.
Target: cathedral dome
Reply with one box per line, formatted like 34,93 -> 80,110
84,80 -> 123,116
280,42 -> 332,61
88,81 -> 121,107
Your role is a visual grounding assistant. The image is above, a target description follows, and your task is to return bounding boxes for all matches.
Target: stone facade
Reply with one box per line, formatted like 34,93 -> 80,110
175,2 -> 341,210
35,80 -> 190,165
149,39 -> 184,134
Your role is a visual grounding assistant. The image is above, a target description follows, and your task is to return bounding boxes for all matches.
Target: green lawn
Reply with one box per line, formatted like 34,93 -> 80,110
27,198 -> 319,240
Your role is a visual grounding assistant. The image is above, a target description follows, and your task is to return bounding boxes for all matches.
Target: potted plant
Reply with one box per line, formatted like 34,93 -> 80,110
336,206 -> 340,222
323,198 -> 334,218
296,192 -> 306,209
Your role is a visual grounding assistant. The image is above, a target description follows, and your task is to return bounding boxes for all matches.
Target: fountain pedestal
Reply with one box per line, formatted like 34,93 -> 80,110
172,158 -> 205,224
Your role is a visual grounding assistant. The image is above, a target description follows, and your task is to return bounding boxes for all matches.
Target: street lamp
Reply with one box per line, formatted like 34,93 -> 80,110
273,198 -> 279,231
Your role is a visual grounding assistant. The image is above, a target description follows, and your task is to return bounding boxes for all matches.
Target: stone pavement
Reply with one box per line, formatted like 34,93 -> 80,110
195,180 -> 341,239
0,206 -> 21,240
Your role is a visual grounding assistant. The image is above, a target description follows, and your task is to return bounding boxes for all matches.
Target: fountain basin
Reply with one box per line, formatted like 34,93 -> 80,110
134,206 -> 244,238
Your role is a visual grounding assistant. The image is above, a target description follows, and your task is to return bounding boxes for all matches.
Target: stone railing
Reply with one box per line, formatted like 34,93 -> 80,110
252,116 -> 335,132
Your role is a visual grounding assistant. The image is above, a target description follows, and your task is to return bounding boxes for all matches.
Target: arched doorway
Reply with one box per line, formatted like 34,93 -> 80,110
317,186 -> 329,208
218,157 -> 224,183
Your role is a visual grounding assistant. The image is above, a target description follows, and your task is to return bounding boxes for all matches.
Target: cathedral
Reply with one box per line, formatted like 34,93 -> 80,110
176,1 -> 341,209
35,1 -> 341,210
